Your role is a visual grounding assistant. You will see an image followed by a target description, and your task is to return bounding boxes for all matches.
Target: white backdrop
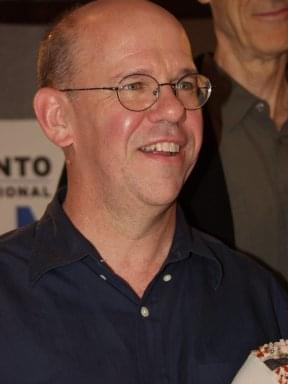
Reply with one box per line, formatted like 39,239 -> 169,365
0,119 -> 64,234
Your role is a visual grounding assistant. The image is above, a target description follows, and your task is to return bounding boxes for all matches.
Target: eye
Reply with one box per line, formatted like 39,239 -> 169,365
177,80 -> 195,91
120,81 -> 145,91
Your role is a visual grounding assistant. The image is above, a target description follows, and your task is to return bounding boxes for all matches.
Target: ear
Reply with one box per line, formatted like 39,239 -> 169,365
33,87 -> 74,148
197,0 -> 210,4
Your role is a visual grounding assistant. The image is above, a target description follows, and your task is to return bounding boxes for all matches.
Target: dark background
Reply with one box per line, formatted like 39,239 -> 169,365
0,0 -> 211,23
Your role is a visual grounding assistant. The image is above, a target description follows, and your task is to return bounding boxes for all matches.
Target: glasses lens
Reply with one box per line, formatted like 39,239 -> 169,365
176,74 -> 211,110
118,74 -> 158,111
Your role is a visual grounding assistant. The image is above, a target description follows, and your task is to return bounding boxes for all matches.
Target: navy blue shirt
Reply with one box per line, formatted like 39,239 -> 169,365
0,190 -> 288,384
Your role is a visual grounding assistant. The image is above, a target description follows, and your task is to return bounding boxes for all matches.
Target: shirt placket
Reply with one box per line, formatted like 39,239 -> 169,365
83,255 -> 172,382
135,271 -> 172,384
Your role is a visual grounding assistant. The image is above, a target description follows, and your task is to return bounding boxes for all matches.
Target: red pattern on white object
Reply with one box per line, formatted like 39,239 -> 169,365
254,340 -> 288,384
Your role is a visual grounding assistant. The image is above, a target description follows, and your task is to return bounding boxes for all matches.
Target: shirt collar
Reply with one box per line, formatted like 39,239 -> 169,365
30,189 -> 223,289
201,53 -> 263,133
169,207 -> 223,289
30,188 -> 94,282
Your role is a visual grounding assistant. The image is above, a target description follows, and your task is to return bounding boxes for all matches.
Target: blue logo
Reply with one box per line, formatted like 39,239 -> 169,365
17,206 -> 36,227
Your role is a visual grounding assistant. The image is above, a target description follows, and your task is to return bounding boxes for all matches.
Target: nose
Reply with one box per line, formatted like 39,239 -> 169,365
148,84 -> 185,124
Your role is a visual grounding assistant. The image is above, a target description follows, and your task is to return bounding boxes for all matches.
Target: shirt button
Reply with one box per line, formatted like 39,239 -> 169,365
255,102 -> 265,112
140,306 -> 150,318
99,274 -> 107,281
163,274 -> 172,282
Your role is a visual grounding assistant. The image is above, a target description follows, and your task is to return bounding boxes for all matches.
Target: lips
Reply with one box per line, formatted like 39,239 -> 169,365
140,141 -> 180,156
253,6 -> 288,18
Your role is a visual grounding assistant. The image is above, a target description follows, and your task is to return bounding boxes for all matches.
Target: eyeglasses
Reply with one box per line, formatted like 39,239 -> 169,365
59,73 -> 212,112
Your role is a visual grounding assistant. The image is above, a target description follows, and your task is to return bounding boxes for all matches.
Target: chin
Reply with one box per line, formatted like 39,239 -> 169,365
252,34 -> 288,56
139,182 -> 182,208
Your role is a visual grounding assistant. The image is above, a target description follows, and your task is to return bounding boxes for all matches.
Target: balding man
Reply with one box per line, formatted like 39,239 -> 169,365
0,1 -> 287,383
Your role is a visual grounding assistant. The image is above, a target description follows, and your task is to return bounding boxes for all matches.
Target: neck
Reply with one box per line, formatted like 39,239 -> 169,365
214,39 -> 288,130
63,179 -> 177,297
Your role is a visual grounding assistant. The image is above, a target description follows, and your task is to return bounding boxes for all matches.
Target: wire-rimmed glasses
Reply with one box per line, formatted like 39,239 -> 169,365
59,73 -> 212,112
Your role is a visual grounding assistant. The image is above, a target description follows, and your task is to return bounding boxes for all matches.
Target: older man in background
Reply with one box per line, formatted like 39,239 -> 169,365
180,0 -> 288,283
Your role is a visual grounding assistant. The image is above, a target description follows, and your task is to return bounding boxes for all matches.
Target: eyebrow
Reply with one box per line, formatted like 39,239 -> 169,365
110,67 -> 199,83
171,68 -> 199,81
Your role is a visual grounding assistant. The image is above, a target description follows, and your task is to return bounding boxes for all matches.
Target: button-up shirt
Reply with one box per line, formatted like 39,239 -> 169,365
0,190 -> 288,383
202,53 -> 288,279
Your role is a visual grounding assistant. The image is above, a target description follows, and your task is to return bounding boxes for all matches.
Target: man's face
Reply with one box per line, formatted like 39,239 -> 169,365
68,3 -> 203,210
206,0 -> 288,57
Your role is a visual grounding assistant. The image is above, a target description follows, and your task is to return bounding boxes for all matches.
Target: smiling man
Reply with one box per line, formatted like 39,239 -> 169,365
0,1 -> 287,383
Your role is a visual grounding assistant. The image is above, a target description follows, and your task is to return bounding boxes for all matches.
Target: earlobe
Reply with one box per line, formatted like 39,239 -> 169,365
33,87 -> 74,148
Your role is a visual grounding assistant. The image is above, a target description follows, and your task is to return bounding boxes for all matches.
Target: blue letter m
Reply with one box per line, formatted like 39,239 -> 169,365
17,206 -> 36,227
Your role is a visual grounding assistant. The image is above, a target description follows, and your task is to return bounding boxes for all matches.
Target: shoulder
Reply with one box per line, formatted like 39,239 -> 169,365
0,223 -> 37,265
0,222 -> 37,246
191,227 -> 284,288
191,227 -> 288,333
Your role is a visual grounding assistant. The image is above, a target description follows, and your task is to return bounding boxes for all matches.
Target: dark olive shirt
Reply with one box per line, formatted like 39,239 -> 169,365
181,53 -> 288,282
0,189 -> 288,384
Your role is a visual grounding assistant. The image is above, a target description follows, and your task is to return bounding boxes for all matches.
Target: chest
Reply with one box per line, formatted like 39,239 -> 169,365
0,258 -> 282,384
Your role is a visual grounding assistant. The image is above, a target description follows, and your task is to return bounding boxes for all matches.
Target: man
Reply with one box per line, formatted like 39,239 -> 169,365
180,0 -> 288,282
0,1 -> 287,383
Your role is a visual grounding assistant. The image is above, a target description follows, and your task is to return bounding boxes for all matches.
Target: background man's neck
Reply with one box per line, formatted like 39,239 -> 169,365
214,40 -> 288,130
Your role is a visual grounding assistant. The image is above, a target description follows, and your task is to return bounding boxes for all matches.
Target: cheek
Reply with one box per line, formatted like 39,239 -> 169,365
102,109 -> 146,145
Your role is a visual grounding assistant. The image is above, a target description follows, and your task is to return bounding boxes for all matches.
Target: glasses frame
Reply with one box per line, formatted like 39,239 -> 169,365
59,73 -> 212,112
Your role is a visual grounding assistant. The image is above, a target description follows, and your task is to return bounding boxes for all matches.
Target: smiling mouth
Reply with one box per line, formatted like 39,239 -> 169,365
253,6 -> 288,17
140,142 -> 180,156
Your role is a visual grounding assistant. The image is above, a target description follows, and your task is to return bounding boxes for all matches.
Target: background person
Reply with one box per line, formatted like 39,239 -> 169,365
180,0 -> 288,283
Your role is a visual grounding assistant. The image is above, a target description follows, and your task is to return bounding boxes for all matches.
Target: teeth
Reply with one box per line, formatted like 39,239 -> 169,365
141,142 -> 180,153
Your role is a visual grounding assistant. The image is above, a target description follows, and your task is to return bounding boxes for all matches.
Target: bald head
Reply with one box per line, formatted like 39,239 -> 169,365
72,0 -> 179,24
37,0 -> 190,89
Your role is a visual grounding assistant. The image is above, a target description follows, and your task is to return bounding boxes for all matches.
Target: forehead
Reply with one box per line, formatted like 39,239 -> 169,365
73,4 -> 194,81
